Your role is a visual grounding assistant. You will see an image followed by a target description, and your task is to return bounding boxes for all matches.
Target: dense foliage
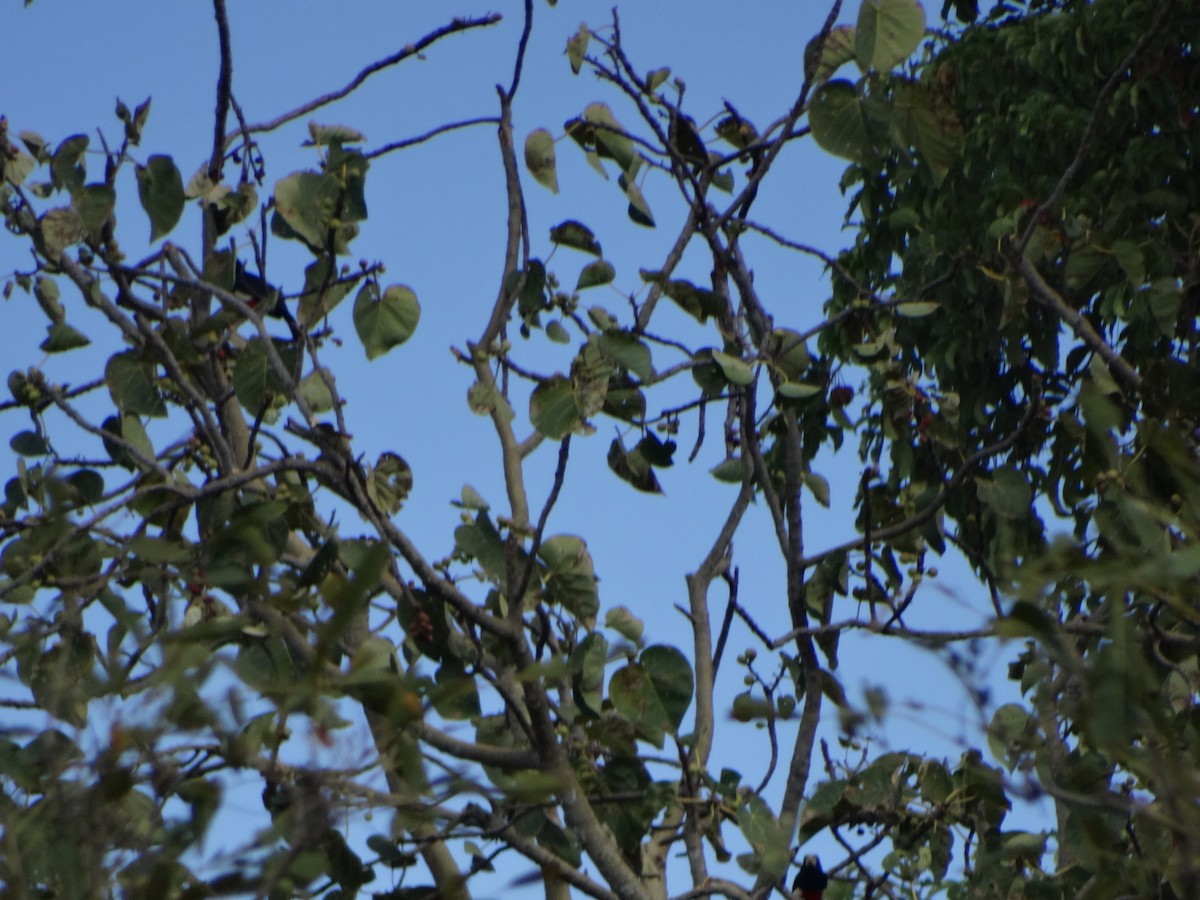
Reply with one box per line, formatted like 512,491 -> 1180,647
1,0 -> 1197,898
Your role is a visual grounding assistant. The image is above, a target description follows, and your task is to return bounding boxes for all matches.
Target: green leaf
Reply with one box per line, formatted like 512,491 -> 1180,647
804,470 -> 831,507
507,260 -> 549,321
777,381 -> 822,399
609,645 -> 693,748
987,703 -> 1033,770
454,485 -> 490,511
711,351 -> 755,386
368,452 -> 412,515
1,143 -> 35,185
646,67 -> 671,92
856,0 -> 926,73
125,97 -> 152,145
918,759 -> 953,805
530,376 -> 581,440
710,456 -> 750,484
102,413 -> 154,468
572,341 -> 611,418
538,535 -> 599,626
890,80 -> 963,186
852,339 -> 887,358
661,280 -> 721,322
307,122 -> 366,146
732,691 -> 773,722
607,434 -> 663,494
33,276 -> 64,323
524,128 -> 559,194
38,207 -> 84,258
605,606 -> 644,646
601,372 -> 645,423
624,178 -> 655,228
769,328 -> 811,379
298,369 -> 335,413
29,631 -> 94,727
566,23 -> 589,74
1000,831 -> 1047,862
431,658 -> 481,720
550,220 -> 602,256
18,130 -> 50,162
10,431 -> 50,457
296,258 -> 351,326
1111,238 -> 1144,287
353,283 -> 420,360
1146,277 -> 1182,337
51,134 -> 88,194
210,181 -> 259,236
231,338 -> 296,412
809,80 -> 870,161
235,637 -> 300,695
895,301 -> 939,317
467,380 -> 515,421
596,331 -> 653,381
40,322 -> 90,354
576,259 -> 615,290
105,352 -> 166,417
736,795 -> 790,881
74,183 -> 116,236
809,24 -> 858,83
583,102 -> 635,172
570,632 -> 608,717
66,469 -> 104,504
975,465 -> 1030,520
135,155 -> 185,241
273,170 -> 341,250
367,834 -> 415,869
128,535 -> 194,565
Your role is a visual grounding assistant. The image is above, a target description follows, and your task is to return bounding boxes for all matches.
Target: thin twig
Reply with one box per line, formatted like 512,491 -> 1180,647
505,0 -> 534,101
237,15 -> 502,140
796,395 -> 1041,572
364,117 -> 500,160
512,436 -> 571,605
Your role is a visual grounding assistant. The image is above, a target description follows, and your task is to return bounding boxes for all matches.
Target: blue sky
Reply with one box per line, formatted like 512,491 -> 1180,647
0,0 -> 1046,894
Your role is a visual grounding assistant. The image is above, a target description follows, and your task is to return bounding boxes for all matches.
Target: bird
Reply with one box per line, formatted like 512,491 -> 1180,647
792,854 -> 828,900
233,259 -> 283,317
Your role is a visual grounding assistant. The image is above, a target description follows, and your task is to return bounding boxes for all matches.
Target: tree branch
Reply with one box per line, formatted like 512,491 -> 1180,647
796,395 -> 1041,571
236,15 -> 503,140
1007,249 -> 1142,395
364,116 -> 500,160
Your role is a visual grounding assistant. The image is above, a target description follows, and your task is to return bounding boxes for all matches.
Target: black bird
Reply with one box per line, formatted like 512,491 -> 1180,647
792,854 -> 828,900
234,260 -> 283,317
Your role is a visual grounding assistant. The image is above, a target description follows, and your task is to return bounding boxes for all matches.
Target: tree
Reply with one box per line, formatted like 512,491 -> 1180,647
1,0 -> 1198,897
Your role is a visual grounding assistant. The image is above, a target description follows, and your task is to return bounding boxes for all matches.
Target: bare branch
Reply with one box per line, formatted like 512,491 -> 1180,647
364,116 -> 500,160
208,0 -> 233,182
237,15 -> 502,140
505,0 -> 534,101
1007,248 -> 1142,395
496,822 -> 621,900
513,435 -> 571,604
797,394 -> 1041,572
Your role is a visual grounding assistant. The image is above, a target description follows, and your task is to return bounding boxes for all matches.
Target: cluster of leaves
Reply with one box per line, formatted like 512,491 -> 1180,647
2,0 -> 1199,898
820,0 -> 1200,894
